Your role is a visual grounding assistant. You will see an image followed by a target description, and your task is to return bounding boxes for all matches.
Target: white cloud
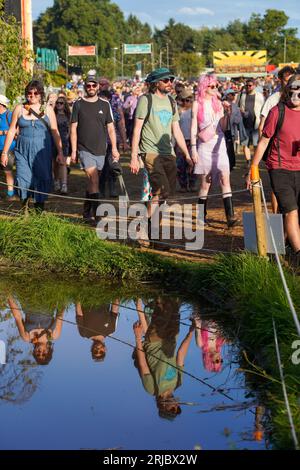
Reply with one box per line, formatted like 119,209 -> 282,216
178,7 -> 215,16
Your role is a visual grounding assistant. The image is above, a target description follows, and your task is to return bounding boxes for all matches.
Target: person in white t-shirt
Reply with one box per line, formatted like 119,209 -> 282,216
259,66 -> 295,137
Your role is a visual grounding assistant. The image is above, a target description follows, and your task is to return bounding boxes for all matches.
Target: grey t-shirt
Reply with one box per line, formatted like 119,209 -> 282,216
244,94 -> 256,129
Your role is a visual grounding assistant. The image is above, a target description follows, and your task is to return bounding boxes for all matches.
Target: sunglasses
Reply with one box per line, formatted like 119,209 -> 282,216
207,85 -> 217,89
289,91 -> 300,99
56,101 -> 64,105
27,91 -> 40,97
86,83 -> 98,89
246,84 -> 254,87
161,77 -> 175,84
182,98 -> 192,103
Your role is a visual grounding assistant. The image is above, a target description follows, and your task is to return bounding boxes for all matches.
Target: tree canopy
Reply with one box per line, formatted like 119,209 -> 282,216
0,0 -> 31,101
33,2 -> 300,78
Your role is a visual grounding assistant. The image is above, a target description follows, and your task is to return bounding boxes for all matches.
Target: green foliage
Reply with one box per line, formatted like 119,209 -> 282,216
174,52 -> 205,79
33,3 -> 300,78
0,8 -> 31,101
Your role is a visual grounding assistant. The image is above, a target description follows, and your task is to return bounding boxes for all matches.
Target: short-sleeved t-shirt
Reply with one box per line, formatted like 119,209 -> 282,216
71,98 -> 113,156
260,92 -> 281,118
135,94 -> 179,156
243,94 -> 256,129
263,104 -> 300,171
76,305 -> 118,339
0,110 -> 15,152
141,339 -> 183,396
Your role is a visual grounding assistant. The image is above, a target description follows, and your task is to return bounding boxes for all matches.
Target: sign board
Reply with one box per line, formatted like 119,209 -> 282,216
68,45 -> 96,56
243,212 -> 285,254
278,62 -> 299,69
213,50 -> 267,74
124,44 -> 152,55
36,48 -> 59,72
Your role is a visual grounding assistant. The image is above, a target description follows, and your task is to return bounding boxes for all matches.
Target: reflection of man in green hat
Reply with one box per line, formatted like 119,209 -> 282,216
132,297 -> 194,420
130,68 -> 194,248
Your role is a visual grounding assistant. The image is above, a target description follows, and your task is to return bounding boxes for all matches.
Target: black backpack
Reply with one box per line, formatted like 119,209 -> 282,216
262,101 -> 285,164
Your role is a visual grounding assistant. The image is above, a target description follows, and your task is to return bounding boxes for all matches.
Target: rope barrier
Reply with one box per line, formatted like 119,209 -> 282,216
260,180 -> 300,337
272,317 -> 299,450
0,180 -> 250,205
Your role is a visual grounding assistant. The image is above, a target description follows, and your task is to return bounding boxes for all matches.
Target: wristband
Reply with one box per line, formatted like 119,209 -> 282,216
250,165 -> 259,181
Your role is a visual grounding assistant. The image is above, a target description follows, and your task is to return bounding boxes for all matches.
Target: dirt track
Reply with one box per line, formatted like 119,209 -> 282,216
0,152 -> 273,262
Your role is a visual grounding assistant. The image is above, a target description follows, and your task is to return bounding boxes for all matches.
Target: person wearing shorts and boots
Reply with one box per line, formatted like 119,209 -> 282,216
130,68 -> 194,247
0,95 -> 16,200
70,75 -> 119,222
247,74 -> 300,264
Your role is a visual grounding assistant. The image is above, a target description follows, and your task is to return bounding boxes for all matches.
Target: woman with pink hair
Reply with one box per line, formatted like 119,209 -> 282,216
194,317 -> 225,373
191,74 -> 238,227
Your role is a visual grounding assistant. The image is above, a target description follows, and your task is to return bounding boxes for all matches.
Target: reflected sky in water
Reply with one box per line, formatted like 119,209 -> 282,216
0,277 -> 266,450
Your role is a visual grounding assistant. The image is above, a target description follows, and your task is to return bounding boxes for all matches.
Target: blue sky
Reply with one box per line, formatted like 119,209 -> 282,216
32,0 -> 300,33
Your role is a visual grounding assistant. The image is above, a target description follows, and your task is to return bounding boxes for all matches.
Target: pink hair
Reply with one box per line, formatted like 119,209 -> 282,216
201,328 -> 224,373
197,74 -> 222,124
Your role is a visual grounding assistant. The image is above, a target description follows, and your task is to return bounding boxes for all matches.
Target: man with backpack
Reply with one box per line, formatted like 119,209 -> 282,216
130,68 -> 194,247
0,95 -> 16,200
247,75 -> 300,260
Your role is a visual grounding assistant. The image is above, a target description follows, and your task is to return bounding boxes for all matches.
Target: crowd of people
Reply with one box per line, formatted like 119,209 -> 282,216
1,64 -> 300,256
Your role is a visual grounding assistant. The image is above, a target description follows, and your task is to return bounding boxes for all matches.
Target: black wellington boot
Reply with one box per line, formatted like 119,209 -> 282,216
90,193 -> 101,221
34,202 -> 45,214
198,198 -> 208,224
83,191 -> 92,221
223,196 -> 238,228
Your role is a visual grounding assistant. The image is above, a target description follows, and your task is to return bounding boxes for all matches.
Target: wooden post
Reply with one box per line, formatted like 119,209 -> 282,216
251,166 -> 267,257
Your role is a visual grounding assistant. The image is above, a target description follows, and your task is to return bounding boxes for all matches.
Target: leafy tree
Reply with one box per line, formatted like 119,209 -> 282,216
173,52 -> 205,78
0,1 -> 31,101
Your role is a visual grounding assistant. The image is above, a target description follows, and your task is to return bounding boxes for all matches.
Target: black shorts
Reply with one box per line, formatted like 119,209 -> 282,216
0,150 -> 15,172
269,169 -> 300,214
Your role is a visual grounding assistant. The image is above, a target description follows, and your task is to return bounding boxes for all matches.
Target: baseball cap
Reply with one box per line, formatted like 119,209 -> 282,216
224,88 -> 236,96
85,75 -> 98,84
179,88 -> 193,100
0,95 -> 10,107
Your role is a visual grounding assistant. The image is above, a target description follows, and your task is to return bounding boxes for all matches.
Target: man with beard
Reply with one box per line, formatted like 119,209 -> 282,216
70,75 -> 119,222
247,75 -> 300,260
130,68 -> 193,247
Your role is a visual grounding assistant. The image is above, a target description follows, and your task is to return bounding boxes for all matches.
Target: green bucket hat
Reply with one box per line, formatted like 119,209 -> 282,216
145,67 -> 175,83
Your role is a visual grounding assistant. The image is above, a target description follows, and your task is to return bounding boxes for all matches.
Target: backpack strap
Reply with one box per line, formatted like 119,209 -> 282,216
5,110 -> 10,128
143,94 -> 152,125
168,95 -> 177,116
274,101 -> 285,167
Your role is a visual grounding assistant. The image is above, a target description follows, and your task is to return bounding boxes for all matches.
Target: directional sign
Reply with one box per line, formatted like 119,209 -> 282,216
124,44 -> 152,55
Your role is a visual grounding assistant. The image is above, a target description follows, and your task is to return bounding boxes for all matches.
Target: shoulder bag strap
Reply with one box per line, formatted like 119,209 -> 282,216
27,107 -> 52,132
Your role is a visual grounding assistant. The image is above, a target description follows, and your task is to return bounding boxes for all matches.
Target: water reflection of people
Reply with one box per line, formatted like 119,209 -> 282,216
133,297 -> 194,420
194,316 -> 225,373
8,296 -> 65,365
75,300 -> 120,362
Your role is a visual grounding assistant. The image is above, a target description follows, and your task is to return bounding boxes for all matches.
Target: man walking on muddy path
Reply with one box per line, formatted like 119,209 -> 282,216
70,75 -> 119,222
130,67 -> 194,247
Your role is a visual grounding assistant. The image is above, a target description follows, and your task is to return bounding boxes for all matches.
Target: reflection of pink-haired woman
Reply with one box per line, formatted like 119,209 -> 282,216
191,74 -> 238,227
194,317 -> 224,373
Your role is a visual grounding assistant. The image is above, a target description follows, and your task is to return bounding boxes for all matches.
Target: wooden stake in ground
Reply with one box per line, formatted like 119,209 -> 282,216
251,166 -> 267,258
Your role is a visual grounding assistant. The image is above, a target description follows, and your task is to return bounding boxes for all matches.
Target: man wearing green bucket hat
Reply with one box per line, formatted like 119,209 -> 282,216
130,67 -> 195,247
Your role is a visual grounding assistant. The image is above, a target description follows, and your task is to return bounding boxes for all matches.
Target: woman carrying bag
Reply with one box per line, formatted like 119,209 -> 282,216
191,74 -> 238,227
